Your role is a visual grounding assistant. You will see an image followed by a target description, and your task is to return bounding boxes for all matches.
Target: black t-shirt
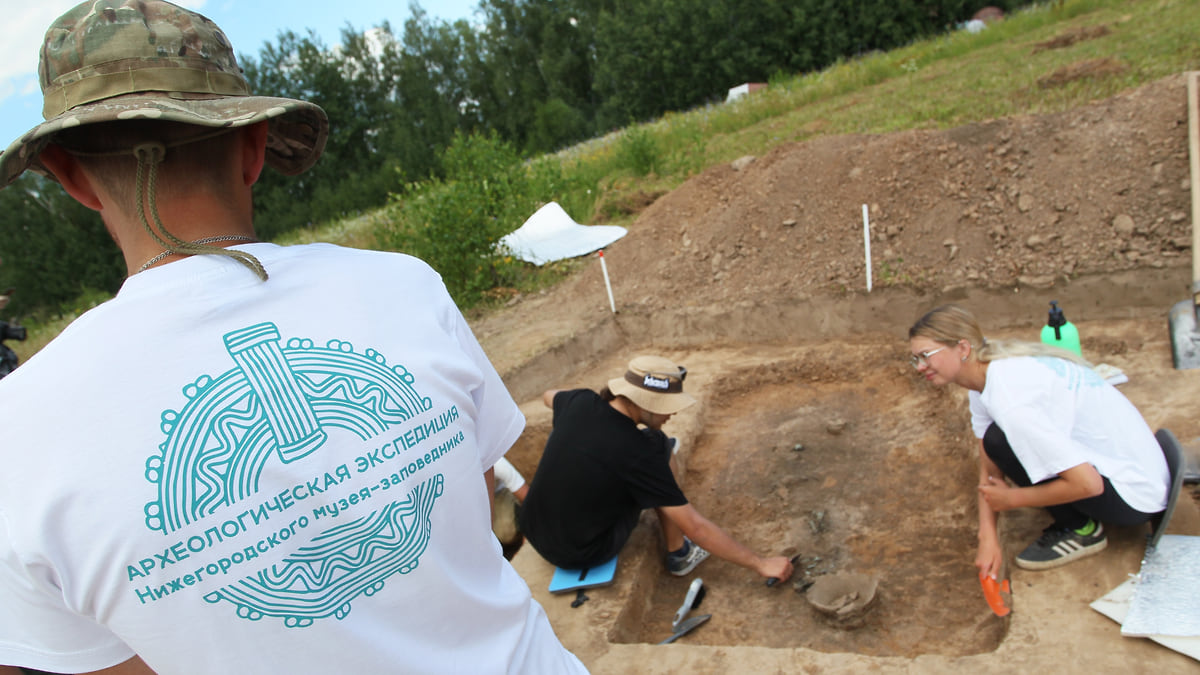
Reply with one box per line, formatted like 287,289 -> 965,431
518,389 -> 688,568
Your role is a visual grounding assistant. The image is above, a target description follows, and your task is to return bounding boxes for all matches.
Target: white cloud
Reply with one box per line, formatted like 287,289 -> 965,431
0,0 -> 215,106
0,3 -> 75,83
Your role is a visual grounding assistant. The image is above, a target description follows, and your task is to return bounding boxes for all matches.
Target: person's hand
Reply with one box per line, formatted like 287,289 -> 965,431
975,538 -> 1004,580
758,555 -> 794,584
978,475 -> 1019,512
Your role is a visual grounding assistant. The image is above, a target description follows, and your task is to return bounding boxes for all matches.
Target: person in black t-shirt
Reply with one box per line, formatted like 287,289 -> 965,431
519,355 -> 795,582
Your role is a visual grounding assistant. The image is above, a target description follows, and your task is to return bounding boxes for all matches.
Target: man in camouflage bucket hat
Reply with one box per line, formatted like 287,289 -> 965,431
1,0 -> 329,279
0,2 -> 586,674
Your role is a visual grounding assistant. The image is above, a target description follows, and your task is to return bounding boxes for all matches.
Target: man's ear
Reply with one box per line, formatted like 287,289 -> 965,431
240,121 -> 269,187
38,144 -> 104,211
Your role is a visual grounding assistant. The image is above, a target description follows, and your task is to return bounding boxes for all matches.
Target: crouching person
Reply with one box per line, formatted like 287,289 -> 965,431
518,356 -> 794,583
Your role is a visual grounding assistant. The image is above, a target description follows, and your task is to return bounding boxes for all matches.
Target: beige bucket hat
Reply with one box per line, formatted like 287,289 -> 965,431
0,0 -> 329,188
608,355 -> 696,416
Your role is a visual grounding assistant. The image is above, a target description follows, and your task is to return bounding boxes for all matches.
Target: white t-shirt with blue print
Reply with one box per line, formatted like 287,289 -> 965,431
0,243 -> 585,674
969,356 -> 1168,514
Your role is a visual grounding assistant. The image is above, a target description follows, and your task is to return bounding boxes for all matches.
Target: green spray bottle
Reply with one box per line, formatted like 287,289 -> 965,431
1041,300 -> 1081,356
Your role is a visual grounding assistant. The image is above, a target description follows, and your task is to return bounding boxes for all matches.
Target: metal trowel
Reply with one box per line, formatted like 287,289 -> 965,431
659,613 -> 711,644
659,578 -> 710,644
672,577 -> 706,629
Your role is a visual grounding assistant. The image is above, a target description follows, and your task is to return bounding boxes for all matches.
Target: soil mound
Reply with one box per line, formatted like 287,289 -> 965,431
605,74 -> 1189,308
474,74 -> 1193,399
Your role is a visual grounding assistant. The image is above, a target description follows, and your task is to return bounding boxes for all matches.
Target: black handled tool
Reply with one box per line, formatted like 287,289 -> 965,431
765,554 -> 802,587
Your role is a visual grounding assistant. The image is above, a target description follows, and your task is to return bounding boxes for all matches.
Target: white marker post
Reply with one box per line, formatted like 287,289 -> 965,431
599,250 -> 616,313
862,203 -> 872,293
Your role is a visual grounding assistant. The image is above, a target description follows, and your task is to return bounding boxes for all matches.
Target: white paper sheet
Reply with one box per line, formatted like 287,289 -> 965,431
499,202 -> 627,266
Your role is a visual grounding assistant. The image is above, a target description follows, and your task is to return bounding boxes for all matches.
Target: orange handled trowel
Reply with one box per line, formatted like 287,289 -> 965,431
980,572 -> 1012,617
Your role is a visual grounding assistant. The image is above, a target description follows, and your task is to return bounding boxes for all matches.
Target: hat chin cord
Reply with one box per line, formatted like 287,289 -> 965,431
131,141 -> 267,280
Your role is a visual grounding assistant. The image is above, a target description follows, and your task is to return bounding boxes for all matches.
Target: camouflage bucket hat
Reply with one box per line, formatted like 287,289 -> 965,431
0,0 -> 329,187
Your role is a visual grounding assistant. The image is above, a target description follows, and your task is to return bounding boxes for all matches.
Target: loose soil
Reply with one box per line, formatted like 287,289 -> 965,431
635,347 -> 998,657
477,72 -> 1200,672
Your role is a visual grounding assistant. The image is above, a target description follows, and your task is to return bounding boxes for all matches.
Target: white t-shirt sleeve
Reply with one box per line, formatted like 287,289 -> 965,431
0,519 -> 134,672
969,390 -> 993,438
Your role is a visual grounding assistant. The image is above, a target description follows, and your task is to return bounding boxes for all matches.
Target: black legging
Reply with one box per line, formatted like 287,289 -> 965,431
982,423 -> 1156,530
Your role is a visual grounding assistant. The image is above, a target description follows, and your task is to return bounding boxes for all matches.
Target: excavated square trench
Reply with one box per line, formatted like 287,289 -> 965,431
510,342 -> 1014,658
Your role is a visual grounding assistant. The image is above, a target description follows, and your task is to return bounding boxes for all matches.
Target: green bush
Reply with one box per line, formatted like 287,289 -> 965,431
615,126 -> 662,176
0,174 -> 124,318
379,130 -> 591,305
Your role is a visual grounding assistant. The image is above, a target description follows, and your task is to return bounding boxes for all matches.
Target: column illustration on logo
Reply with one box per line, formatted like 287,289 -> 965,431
142,322 -> 447,626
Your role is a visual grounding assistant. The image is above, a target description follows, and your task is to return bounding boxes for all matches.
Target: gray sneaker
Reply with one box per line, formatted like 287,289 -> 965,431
666,538 -> 710,576
1015,522 -> 1107,570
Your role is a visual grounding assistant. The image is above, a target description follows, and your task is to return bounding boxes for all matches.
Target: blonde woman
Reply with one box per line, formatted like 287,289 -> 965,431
908,305 -> 1168,577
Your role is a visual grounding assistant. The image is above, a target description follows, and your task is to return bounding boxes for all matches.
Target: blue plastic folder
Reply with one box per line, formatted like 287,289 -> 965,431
548,556 -> 618,594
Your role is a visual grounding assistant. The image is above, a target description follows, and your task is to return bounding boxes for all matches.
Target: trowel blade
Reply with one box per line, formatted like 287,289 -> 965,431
658,613 -> 711,645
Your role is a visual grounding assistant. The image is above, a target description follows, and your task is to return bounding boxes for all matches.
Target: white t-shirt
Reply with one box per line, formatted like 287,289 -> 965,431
0,243 -> 585,674
969,356 -> 1168,514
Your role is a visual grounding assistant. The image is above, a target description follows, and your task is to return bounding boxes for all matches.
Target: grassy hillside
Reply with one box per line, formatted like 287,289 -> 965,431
547,0 -> 1197,223
12,0 -> 1198,361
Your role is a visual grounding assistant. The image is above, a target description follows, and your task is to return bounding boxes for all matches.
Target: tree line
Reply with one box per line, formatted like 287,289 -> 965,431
0,0 -> 1025,317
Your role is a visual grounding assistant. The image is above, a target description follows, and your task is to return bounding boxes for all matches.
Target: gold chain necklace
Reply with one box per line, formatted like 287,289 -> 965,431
136,235 -> 256,274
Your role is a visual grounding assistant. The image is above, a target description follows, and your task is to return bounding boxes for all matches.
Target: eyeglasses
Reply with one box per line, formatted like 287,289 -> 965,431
909,346 -> 948,369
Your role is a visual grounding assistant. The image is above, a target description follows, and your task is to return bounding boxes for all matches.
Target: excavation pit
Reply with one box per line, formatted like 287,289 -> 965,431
606,346 -> 1004,656
502,316 -> 1200,673
507,342 -> 1021,657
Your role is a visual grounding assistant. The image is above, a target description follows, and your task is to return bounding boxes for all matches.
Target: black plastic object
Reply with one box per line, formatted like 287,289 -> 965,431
0,319 -> 26,380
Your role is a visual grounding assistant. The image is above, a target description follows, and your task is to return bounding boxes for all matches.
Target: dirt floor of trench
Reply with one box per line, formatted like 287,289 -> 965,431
633,351 -> 996,656
628,347 -> 999,657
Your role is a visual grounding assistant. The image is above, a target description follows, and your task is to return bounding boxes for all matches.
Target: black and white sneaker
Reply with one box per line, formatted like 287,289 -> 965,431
1015,522 -> 1107,570
665,537 -> 710,576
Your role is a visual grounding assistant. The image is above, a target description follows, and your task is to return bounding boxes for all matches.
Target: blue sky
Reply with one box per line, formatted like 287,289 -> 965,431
0,0 -> 481,151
